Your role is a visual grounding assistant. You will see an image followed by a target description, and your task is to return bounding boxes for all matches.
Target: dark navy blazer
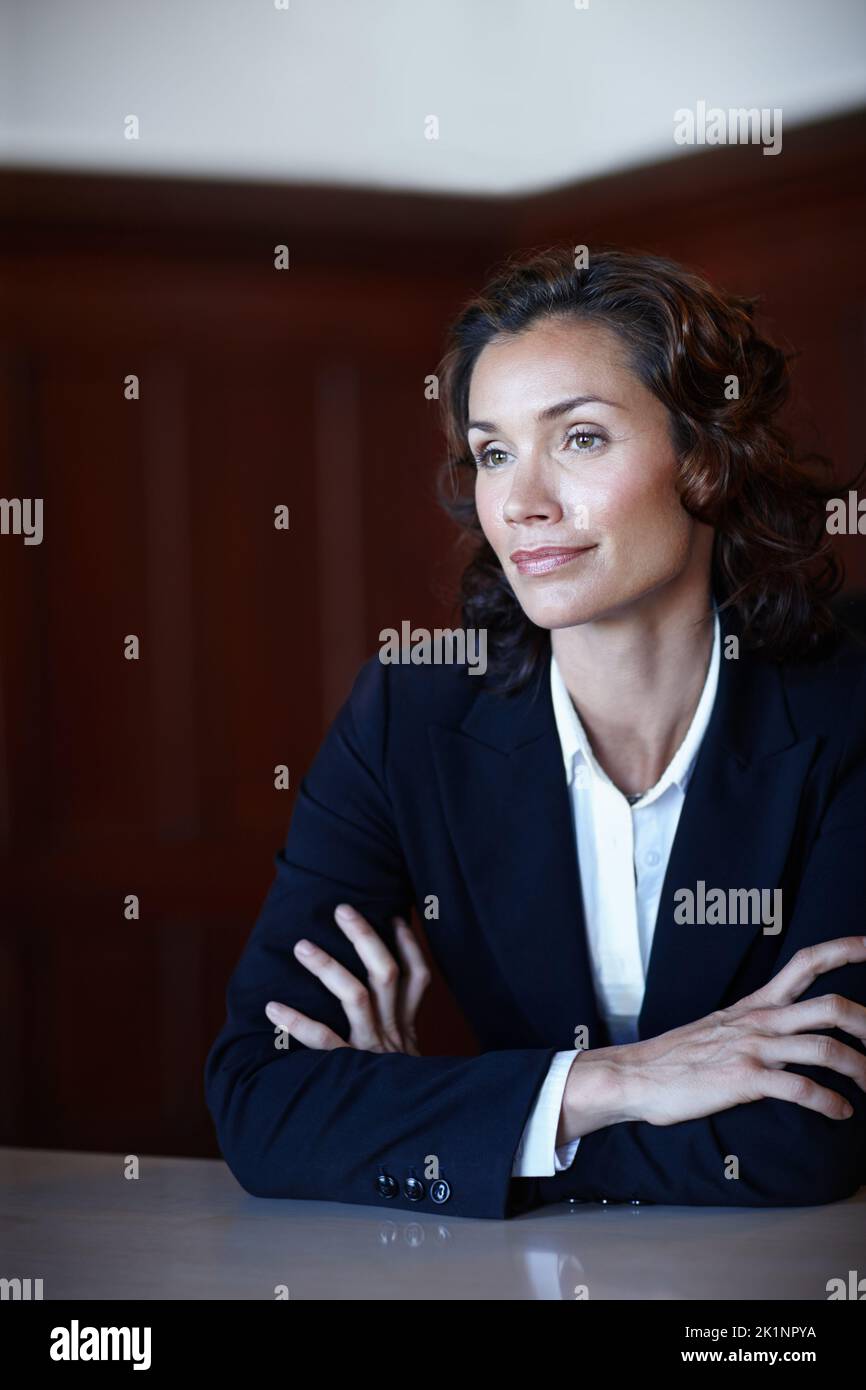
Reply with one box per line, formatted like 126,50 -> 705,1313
205,607 -> 866,1218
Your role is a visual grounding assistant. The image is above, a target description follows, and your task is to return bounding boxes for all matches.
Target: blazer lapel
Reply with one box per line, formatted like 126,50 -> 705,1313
429,661 -> 603,1050
638,619 -> 820,1039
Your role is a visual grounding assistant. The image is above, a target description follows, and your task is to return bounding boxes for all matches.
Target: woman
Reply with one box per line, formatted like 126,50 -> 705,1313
205,246 -> 866,1218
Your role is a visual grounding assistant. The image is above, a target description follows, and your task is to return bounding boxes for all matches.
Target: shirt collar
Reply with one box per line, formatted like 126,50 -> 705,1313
549,606 -> 721,805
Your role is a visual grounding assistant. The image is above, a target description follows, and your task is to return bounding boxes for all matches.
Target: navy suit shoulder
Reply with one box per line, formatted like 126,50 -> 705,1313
358,623 -> 866,758
780,629 -> 866,739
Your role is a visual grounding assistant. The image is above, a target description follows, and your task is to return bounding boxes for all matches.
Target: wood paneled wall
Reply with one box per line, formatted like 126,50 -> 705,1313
2,107 -> 865,1155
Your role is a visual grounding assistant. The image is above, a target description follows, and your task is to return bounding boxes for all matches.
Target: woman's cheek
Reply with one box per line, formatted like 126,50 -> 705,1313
620,492 -> 693,583
475,480 -> 510,549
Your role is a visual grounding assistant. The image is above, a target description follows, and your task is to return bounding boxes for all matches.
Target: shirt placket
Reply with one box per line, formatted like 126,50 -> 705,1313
593,779 -> 643,1019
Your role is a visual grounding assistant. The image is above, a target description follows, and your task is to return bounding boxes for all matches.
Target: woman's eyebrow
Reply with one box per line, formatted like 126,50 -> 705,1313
467,395 -> 621,432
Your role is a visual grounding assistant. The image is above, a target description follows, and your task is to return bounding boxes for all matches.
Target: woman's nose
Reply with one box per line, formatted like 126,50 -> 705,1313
502,457 -> 564,525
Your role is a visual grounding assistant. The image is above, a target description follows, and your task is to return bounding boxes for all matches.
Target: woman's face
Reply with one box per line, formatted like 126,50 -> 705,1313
468,316 -> 708,630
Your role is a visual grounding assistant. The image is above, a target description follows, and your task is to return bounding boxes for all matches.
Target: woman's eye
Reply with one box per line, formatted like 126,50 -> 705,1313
474,446 -> 509,470
567,429 -> 606,453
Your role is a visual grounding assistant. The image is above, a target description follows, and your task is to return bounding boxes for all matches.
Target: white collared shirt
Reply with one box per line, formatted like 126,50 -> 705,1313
511,610 -> 721,1176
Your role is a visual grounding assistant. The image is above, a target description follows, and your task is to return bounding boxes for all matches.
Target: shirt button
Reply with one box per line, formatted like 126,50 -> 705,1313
646,850 -> 660,866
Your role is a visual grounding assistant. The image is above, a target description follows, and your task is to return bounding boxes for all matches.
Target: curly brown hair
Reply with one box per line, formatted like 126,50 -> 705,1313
437,244 -> 853,693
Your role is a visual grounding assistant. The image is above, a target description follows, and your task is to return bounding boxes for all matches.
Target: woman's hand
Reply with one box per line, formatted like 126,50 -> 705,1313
562,936 -> 866,1139
264,904 -> 431,1054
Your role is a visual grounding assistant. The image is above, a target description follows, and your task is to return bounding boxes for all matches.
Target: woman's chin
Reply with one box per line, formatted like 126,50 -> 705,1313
518,599 -> 601,631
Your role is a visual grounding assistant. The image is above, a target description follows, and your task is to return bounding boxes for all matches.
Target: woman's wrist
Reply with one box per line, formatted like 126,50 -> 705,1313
558,1047 -> 640,1144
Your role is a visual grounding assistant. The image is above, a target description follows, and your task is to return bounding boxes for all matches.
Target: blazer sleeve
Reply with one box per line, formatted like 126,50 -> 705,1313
534,707 -> 866,1210
204,655 -> 557,1219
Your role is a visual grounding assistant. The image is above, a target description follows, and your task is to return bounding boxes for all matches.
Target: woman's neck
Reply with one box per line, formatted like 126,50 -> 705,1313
550,587 -> 715,798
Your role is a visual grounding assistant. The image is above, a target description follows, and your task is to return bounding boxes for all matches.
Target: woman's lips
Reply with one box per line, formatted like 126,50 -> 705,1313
509,545 -> 595,576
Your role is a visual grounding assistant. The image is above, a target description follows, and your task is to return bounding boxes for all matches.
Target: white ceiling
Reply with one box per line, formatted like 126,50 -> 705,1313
1,0 -> 865,195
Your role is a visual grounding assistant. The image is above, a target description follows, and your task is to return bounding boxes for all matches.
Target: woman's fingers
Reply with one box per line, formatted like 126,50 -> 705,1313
755,1032 -> 866,1091
756,1065 -> 855,1120
291,937 -> 380,1049
281,905 -> 426,1054
748,936 -> 866,1009
265,1001 -> 348,1050
333,904 -> 402,1041
393,917 -> 431,1041
739,993 -> 866,1043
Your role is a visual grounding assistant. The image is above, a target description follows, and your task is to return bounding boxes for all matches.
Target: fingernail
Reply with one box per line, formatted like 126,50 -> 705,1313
295,939 -> 314,955
334,904 -> 353,922
265,1002 -> 286,1021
